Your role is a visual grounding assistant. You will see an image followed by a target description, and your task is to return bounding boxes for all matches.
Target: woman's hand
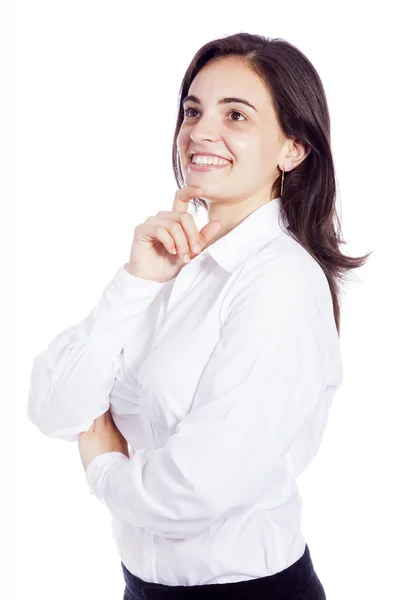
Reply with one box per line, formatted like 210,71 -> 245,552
126,185 -> 222,283
78,409 -> 130,472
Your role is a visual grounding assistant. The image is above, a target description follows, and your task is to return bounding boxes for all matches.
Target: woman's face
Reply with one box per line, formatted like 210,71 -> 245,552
177,56 -> 293,208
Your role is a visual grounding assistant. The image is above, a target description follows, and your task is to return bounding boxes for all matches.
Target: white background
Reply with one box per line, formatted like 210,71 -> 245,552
10,1 -> 399,599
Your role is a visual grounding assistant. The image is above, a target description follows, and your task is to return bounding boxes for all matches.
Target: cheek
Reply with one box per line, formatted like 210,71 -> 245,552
236,130 -> 276,166
177,127 -> 191,150
230,140 -> 260,165
228,130 -> 259,159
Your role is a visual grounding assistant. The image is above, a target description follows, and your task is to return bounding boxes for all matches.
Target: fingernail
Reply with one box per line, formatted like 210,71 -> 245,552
183,255 -> 190,263
193,244 -> 201,253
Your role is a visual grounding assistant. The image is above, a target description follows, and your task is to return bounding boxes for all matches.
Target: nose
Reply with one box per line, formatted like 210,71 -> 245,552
190,115 -> 221,144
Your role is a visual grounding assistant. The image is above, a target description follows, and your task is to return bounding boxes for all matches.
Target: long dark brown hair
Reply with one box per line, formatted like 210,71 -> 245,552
172,33 -> 373,336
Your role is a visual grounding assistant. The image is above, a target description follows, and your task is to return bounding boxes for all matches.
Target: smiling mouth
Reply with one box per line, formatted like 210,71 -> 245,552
189,161 -> 231,171
190,154 -> 232,163
189,154 -> 233,168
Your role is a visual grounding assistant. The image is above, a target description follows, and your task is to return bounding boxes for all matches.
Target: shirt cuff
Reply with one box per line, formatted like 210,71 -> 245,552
117,263 -> 168,293
85,451 -> 129,498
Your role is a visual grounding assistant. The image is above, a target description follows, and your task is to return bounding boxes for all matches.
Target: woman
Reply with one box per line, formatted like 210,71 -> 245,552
27,33 -> 371,598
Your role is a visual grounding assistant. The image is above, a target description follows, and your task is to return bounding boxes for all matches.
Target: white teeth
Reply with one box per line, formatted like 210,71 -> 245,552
191,155 -> 230,166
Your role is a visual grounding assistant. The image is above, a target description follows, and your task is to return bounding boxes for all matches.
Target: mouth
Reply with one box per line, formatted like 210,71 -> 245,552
188,154 -> 233,172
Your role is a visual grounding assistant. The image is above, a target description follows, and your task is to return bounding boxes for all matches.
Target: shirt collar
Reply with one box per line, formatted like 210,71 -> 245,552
203,196 -> 286,273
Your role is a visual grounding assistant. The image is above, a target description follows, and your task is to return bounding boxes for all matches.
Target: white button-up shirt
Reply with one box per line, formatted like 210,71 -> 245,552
27,196 -> 343,586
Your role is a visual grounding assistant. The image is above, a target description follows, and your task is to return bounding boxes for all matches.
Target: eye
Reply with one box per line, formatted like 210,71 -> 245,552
229,110 -> 245,121
184,107 -> 199,118
183,107 -> 246,121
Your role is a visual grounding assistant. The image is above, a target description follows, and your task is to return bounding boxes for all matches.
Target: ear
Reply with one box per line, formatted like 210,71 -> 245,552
281,139 -> 311,172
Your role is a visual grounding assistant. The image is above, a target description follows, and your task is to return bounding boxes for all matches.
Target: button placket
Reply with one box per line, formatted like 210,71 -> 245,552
166,255 -> 206,316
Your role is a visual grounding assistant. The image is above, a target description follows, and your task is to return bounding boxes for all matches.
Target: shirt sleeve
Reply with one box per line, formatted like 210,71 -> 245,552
84,255 -> 331,539
27,264 -> 166,442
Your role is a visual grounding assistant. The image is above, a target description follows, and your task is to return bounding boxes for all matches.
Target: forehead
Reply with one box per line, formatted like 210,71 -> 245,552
188,57 -> 271,106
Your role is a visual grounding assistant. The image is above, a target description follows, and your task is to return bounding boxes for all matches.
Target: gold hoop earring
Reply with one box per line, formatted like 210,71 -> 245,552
280,165 -> 285,197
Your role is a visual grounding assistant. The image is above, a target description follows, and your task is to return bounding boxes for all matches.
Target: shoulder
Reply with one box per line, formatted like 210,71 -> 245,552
227,232 -> 333,323
265,233 -> 329,294
237,233 -> 325,292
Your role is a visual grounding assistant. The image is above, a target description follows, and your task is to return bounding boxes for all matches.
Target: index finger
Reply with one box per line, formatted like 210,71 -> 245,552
172,186 -> 203,213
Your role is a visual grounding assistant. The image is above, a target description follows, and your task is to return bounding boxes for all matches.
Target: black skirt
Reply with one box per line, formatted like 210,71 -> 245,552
121,543 -> 326,599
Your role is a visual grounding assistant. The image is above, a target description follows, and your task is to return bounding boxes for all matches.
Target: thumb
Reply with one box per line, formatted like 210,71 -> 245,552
199,219 -> 222,250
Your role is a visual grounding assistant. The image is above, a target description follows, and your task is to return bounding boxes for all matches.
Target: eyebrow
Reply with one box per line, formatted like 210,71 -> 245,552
182,94 -> 257,112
